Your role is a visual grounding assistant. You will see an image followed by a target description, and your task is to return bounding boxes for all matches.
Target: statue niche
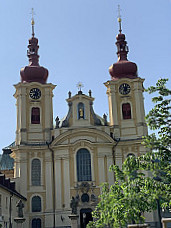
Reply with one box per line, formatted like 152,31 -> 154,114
78,102 -> 85,119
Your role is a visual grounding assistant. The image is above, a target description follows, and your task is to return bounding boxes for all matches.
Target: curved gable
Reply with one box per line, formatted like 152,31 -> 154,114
52,128 -> 114,147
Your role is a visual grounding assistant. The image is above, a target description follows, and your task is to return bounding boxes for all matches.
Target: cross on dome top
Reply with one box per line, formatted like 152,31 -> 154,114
31,8 -> 35,37
20,9 -> 49,84
117,5 -> 122,34
108,7 -> 138,80
77,82 -> 84,91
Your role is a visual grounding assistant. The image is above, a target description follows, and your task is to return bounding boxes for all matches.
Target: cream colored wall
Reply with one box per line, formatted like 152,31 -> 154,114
51,127 -> 115,220
14,82 -> 56,145
105,83 -> 119,127
45,155 -> 53,212
105,77 -> 147,141
12,129 -> 148,227
12,125 -> 125,227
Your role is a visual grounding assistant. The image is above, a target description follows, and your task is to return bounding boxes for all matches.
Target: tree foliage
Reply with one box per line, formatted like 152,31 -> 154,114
88,79 -> 171,228
142,78 -> 171,185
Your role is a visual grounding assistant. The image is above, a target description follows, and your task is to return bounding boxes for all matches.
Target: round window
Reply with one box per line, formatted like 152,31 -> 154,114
81,193 -> 89,203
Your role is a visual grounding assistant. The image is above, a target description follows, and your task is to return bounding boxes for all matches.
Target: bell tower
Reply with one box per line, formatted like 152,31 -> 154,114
104,15 -> 147,140
14,15 -> 56,145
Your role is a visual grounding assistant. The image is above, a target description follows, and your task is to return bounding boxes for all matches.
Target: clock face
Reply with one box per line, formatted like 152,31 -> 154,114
119,83 -> 131,95
29,88 -> 41,100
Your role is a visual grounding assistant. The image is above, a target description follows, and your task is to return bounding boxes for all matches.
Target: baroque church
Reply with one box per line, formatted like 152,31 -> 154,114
0,14 -> 153,228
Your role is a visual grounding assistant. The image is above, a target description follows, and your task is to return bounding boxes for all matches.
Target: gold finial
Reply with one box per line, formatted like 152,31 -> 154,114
117,5 -> 122,33
31,8 -> 35,37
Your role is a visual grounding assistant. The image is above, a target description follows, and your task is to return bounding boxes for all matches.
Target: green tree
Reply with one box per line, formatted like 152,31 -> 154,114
142,78 -> 171,184
88,79 -> 171,228
140,78 -> 171,209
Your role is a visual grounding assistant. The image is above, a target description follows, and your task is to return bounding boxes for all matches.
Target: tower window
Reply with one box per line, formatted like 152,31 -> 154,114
32,196 -> 41,212
31,159 -> 41,186
122,103 -> 131,119
76,148 -> 92,182
31,107 -> 40,124
77,102 -> 85,119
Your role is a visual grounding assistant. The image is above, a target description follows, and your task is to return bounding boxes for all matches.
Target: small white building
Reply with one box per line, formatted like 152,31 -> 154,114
0,173 -> 26,228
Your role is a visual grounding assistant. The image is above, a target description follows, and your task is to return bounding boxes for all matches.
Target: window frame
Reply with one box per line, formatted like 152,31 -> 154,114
31,195 -> 42,213
31,158 -> 41,186
76,148 -> 92,182
122,103 -> 132,120
31,107 -> 40,124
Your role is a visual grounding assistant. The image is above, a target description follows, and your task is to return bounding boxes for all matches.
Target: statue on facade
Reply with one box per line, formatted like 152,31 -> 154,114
79,108 -> 84,118
103,113 -> 107,125
70,195 -> 79,214
16,200 -> 24,218
55,116 -> 60,128
88,89 -> 92,97
68,91 -> 71,98
91,193 -> 98,203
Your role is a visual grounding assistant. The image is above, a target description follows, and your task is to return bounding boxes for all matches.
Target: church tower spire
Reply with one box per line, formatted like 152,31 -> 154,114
14,11 -> 56,146
20,10 -> 48,84
109,9 -> 137,81
105,10 -> 147,139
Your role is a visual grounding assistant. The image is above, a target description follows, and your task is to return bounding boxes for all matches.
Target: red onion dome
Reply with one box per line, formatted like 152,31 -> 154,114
20,36 -> 48,84
109,32 -> 138,81
109,60 -> 137,80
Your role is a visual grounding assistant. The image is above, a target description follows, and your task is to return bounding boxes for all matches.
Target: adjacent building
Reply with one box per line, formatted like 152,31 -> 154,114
0,172 -> 26,228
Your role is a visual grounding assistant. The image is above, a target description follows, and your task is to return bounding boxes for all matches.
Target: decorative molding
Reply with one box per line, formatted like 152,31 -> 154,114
74,182 -> 96,193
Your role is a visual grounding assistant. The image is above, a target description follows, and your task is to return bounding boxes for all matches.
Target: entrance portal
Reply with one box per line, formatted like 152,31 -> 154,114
80,208 -> 93,228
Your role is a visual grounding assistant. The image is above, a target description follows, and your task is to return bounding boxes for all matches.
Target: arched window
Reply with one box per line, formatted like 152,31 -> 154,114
32,218 -> 42,228
31,107 -> 40,124
32,159 -> 41,186
77,148 -> 92,182
77,103 -> 85,119
32,196 -> 41,212
122,103 -> 131,119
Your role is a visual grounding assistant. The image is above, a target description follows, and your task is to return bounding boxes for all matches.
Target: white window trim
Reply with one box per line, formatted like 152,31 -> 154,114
30,157 -> 43,187
74,146 -> 94,183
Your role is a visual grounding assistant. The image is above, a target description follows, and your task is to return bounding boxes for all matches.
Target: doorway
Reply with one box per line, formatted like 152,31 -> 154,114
80,208 -> 93,228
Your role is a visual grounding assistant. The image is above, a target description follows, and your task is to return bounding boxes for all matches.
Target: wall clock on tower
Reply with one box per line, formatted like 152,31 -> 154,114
119,83 -> 131,95
29,88 -> 41,100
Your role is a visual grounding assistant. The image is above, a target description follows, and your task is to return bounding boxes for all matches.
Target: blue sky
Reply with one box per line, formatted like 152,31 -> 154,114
0,0 -> 170,151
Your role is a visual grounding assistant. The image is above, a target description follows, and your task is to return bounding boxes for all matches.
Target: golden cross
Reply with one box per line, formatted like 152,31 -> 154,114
76,82 -> 84,91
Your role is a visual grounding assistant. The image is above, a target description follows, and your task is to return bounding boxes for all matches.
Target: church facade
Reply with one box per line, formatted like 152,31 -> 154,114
9,16 -> 150,228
